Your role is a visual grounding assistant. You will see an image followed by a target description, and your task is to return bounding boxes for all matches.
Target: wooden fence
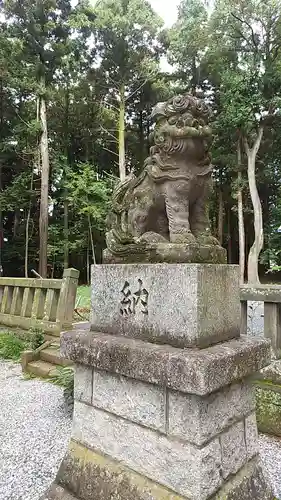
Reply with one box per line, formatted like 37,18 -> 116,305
0,268 -> 79,335
240,285 -> 281,357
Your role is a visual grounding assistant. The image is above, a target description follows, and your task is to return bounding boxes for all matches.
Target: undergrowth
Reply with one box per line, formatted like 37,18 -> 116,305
50,366 -> 74,414
28,327 -> 45,350
0,332 -> 27,360
50,365 -> 74,389
0,326 -> 45,361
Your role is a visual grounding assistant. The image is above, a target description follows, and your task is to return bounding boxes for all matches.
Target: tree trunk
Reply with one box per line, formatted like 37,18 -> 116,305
87,237 -> 90,285
63,83 -> 70,270
191,56 -> 197,94
88,214 -> 96,265
244,127 -> 264,284
237,140 -> 245,284
118,83 -> 126,181
0,162 -> 2,277
0,77 -> 3,276
218,189 -> 223,245
25,202 -> 32,278
227,207 -> 232,264
39,85 -> 50,278
26,98 -> 39,278
64,200 -> 69,269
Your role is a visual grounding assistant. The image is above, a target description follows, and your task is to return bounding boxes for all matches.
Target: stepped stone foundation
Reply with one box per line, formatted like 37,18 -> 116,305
42,264 -> 273,500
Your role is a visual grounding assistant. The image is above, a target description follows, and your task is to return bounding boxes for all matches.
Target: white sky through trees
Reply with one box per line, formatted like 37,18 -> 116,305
85,1 -> 181,26
148,0 -> 180,26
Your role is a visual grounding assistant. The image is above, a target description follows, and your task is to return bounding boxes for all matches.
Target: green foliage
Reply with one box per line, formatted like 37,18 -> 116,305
28,327 -> 45,351
168,0 -> 208,89
50,365 -> 74,412
50,365 -> 74,389
1,0 -> 281,278
0,332 -> 27,360
76,286 -> 91,309
66,163 -> 110,227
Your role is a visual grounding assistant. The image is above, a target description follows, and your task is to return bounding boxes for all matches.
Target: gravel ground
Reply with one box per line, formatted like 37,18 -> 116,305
247,301 -> 264,337
0,361 -> 72,500
260,434 -> 281,499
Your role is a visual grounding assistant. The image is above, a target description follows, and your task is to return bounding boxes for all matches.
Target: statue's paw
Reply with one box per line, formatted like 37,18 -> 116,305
140,232 -> 168,244
170,231 -> 197,244
195,233 -> 220,246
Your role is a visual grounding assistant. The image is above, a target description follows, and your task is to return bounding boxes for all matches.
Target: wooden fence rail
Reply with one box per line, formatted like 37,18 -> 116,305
0,268 -> 79,336
240,285 -> 281,357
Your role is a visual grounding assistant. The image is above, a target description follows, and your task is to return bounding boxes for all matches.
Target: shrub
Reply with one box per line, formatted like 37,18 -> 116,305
0,332 -> 27,360
50,366 -> 74,414
28,327 -> 45,350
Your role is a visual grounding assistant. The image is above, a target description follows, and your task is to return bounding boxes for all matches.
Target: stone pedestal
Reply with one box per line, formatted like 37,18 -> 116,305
42,264 -> 273,500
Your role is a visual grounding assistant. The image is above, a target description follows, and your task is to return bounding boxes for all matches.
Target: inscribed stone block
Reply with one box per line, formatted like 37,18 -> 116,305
91,264 -> 240,348
92,369 -> 166,431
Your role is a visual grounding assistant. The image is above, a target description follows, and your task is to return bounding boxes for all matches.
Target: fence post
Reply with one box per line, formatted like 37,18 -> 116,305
57,268 -> 80,329
240,301 -> 248,335
264,302 -> 281,358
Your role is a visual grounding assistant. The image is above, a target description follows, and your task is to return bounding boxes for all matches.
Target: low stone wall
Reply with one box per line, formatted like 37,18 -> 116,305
0,268 -> 79,335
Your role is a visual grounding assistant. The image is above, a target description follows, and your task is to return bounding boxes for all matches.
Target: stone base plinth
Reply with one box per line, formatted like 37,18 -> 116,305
103,242 -> 227,265
41,441 -> 272,500
91,263 -> 240,348
41,330 -> 273,500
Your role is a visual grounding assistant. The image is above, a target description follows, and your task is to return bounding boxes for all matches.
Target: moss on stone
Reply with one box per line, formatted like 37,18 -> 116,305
56,440 -> 186,500
255,384 -> 281,436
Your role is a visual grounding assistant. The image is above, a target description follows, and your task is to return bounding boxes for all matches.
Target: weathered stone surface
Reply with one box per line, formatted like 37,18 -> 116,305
255,382 -> 281,436
40,484 -> 77,500
92,369 -> 166,431
220,421 -> 247,479
168,382 -> 254,445
56,439 -> 187,500
0,268 -> 79,335
72,401 -> 222,499
103,243 -> 226,265
61,330 -> 271,396
44,441 -> 273,500
74,365 -> 93,404
245,413 -> 259,459
212,458 -> 273,500
21,349 -> 37,371
240,284 -> 281,303
91,264 -> 239,348
257,359 -> 281,385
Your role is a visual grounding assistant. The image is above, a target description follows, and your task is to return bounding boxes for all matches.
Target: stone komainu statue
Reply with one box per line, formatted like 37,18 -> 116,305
105,94 -> 226,263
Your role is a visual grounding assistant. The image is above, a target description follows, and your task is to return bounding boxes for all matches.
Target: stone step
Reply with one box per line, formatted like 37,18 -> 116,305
27,360 -> 58,378
39,483 -> 78,500
40,346 -> 72,367
44,333 -> 60,342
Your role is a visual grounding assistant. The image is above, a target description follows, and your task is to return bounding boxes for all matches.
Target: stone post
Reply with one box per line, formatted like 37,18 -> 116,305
43,263 -> 273,500
57,268 -> 80,330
